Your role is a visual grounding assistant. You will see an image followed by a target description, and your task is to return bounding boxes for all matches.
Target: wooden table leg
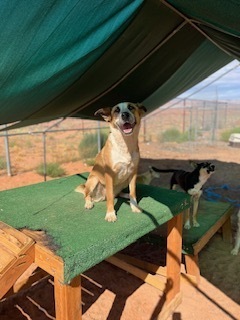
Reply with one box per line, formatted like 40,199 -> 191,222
222,217 -> 232,243
166,212 -> 183,304
54,275 -> 82,320
185,254 -> 200,284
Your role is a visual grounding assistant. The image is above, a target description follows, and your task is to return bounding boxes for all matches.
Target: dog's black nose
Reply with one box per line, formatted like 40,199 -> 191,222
121,112 -> 130,121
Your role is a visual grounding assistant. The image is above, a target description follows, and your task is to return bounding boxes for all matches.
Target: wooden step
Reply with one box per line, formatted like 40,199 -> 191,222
0,222 -> 35,299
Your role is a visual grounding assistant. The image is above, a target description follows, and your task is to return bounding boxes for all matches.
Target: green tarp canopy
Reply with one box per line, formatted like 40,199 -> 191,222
0,0 -> 239,129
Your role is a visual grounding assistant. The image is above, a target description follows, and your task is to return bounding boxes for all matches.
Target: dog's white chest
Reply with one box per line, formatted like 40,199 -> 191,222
188,175 -> 209,196
188,183 -> 202,196
111,150 -> 138,180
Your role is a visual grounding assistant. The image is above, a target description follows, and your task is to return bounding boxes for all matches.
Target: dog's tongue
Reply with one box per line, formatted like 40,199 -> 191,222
122,123 -> 133,134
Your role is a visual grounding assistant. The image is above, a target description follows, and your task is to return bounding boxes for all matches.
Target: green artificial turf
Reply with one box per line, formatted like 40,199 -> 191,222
182,200 -> 232,254
0,173 -> 190,283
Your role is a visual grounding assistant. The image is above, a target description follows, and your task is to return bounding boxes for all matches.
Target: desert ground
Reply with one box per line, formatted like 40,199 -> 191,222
0,140 -> 240,320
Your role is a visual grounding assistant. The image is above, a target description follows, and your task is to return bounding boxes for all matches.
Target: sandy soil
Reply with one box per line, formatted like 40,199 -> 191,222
0,141 -> 240,320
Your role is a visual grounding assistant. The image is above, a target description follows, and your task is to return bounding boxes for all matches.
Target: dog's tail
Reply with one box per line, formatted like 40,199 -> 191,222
151,166 -> 177,173
75,184 -> 85,194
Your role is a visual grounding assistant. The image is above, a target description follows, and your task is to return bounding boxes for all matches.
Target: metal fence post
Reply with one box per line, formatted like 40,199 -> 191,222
182,99 -> 186,133
143,118 -> 147,142
42,132 -> 47,181
211,101 -> 218,143
4,125 -> 12,176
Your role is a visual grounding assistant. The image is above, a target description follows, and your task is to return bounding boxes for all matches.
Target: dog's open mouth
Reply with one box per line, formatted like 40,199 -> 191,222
119,122 -> 135,135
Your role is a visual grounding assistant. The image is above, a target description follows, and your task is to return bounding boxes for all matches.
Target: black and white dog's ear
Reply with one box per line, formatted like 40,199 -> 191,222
94,107 -> 112,122
189,160 -> 198,168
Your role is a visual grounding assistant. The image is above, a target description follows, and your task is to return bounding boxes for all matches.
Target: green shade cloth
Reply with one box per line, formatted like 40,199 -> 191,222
0,173 -> 190,283
0,0 -> 238,129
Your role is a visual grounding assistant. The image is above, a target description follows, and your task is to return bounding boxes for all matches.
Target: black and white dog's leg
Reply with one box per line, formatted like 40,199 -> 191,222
192,192 -> 201,227
184,207 -> 191,229
231,230 -> 240,255
231,209 -> 240,255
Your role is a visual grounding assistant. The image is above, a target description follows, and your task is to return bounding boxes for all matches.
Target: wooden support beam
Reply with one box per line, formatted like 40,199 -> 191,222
34,244 -> 64,282
54,275 -> 82,320
222,217 -> 232,243
35,244 -> 82,320
165,212 -> 183,304
106,255 -> 166,292
184,254 -> 200,284
193,208 -> 232,255
0,222 -> 35,299
114,253 -> 197,286
156,292 -> 182,320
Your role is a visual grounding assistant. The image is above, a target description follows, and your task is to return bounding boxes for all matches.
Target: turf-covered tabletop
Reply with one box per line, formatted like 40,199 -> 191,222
0,173 -> 190,283
182,200 -> 232,254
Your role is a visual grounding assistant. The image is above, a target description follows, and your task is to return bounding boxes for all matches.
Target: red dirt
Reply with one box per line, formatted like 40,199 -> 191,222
0,141 -> 240,320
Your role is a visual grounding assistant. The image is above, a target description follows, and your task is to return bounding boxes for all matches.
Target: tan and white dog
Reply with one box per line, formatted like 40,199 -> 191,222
75,102 -> 146,222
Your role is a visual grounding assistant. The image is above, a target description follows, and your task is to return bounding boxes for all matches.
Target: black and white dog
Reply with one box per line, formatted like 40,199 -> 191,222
151,162 -> 215,229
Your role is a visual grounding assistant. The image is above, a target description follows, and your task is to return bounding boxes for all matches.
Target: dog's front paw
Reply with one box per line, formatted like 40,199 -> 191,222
105,211 -> 117,222
85,199 -> 94,209
131,205 -> 142,213
184,221 -> 191,230
231,248 -> 239,255
130,198 -> 142,213
193,221 -> 200,228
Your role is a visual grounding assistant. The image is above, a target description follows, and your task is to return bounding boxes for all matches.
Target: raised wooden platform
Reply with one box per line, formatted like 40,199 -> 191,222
0,174 -> 190,320
142,199 -> 234,284
0,222 -> 35,299
183,201 -> 233,283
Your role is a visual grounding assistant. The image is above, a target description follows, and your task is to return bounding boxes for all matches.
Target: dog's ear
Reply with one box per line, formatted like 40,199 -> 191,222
189,160 -> 198,168
136,103 -> 147,115
94,108 -> 112,122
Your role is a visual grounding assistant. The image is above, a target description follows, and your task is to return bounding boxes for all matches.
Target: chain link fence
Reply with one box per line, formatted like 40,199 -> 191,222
0,119 -> 108,178
0,99 -> 240,178
142,99 -> 240,143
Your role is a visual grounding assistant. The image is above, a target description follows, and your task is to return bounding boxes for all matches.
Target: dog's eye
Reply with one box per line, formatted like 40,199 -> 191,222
128,105 -> 135,111
114,107 -> 120,113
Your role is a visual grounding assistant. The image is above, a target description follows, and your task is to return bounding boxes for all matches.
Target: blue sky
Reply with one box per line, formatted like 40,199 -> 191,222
178,60 -> 240,102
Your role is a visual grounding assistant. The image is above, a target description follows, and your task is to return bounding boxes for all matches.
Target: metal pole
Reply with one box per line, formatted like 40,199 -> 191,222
224,102 -> 228,128
189,103 -> 193,141
143,118 -> 147,142
3,125 -> 12,176
202,101 -> 206,130
211,102 -> 217,143
182,99 -> 186,133
42,132 -> 47,181
195,103 -> 199,140
211,87 -> 218,143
